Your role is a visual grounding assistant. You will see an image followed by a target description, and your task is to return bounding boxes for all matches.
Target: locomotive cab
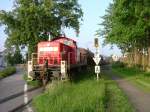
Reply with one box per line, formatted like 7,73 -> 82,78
37,37 -> 77,67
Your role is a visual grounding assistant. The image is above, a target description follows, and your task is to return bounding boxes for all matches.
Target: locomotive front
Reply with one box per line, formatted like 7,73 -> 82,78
37,41 -> 61,67
37,37 -> 77,68
29,36 -> 87,83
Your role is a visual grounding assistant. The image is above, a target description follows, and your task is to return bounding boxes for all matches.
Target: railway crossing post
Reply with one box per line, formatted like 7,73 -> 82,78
27,61 -> 33,80
93,37 -> 101,80
61,61 -> 67,80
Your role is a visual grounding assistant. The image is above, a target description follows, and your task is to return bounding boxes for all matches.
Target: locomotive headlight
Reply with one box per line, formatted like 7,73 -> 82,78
47,43 -> 50,46
39,47 -> 58,52
53,47 -> 58,51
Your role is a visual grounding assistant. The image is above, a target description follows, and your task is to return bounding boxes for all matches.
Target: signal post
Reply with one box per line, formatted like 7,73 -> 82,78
93,37 -> 101,80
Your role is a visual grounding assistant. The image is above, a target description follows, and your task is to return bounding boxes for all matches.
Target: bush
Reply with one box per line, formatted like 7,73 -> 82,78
23,74 -> 42,87
0,67 -> 16,78
112,61 -> 126,68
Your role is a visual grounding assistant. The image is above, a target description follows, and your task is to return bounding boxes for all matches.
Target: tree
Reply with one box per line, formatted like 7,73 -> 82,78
5,46 -> 23,65
98,0 -> 150,69
99,0 -> 150,50
5,52 -> 14,66
0,0 -> 83,55
13,46 -> 23,64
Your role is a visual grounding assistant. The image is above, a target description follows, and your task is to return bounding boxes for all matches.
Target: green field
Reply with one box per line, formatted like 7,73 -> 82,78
33,70 -> 135,112
112,65 -> 150,92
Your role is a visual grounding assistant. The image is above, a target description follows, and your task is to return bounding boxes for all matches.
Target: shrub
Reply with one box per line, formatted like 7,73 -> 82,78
112,61 -> 126,68
23,74 -> 42,87
0,67 -> 16,78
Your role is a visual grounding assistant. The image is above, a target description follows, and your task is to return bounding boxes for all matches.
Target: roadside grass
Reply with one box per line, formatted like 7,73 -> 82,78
33,80 -> 106,112
105,81 -> 135,112
132,72 -> 150,92
0,67 -> 16,78
33,69 -> 135,112
23,74 -> 42,87
112,63 -> 150,92
102,71 -> 135,112
112,66 -> 143,78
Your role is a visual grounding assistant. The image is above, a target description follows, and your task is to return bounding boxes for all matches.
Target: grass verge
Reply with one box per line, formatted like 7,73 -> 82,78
23,74 -> 42,87
112,64 -> 150,92
32,69 -> 135,112
105,81 -> 135,112
0,67 -> 16,78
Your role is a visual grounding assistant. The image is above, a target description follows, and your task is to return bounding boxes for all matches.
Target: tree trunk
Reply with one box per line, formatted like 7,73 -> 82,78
134,47 -> 139,66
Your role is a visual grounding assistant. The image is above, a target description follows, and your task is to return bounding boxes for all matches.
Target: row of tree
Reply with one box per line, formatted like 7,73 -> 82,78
100,0 -> 150,70
0,0 -> 83,60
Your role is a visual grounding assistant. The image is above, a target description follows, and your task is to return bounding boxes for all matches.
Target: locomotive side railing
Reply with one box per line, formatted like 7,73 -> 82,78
31,51 -> 87,71
32,53 -> 38,66
31,52 -> 74,66
31,53 -> 61,66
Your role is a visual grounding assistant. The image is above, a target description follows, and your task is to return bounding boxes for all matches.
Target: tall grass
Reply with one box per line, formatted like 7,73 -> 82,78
33,69 -> 135,112
105,81 -> 135,112
33,79 -> 106,112
112,67 -> 143,78
112,62 -> 150,92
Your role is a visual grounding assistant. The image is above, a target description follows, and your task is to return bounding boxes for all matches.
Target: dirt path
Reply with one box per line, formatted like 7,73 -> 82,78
102,65 -> 150,112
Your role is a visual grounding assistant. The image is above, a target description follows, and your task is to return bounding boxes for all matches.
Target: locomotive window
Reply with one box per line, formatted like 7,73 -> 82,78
64,40 -> 73,46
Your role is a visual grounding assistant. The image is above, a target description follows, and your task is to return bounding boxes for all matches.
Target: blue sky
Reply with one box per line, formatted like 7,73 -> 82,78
0,0 -> 122,56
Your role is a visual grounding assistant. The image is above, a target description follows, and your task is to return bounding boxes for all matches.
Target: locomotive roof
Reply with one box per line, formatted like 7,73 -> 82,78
51,36 -> 76,43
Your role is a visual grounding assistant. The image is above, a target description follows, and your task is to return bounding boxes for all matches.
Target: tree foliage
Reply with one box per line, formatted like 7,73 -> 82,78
13,46 -> 23,64
99,0 -> 150,53
5,46 -> 23,65
0,0 -> 83,54
5,52 -> 14,66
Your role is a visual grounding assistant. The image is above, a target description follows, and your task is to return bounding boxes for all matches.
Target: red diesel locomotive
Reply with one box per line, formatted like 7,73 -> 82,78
38,36 -> 77,66
30,36 -> 87,83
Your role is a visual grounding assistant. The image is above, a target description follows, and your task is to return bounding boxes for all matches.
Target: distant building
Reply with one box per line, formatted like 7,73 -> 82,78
0,50 -> 7,67
112,54 -> 120,62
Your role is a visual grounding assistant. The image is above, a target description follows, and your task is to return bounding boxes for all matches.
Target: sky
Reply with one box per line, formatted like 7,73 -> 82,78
0,0 -> 122,56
